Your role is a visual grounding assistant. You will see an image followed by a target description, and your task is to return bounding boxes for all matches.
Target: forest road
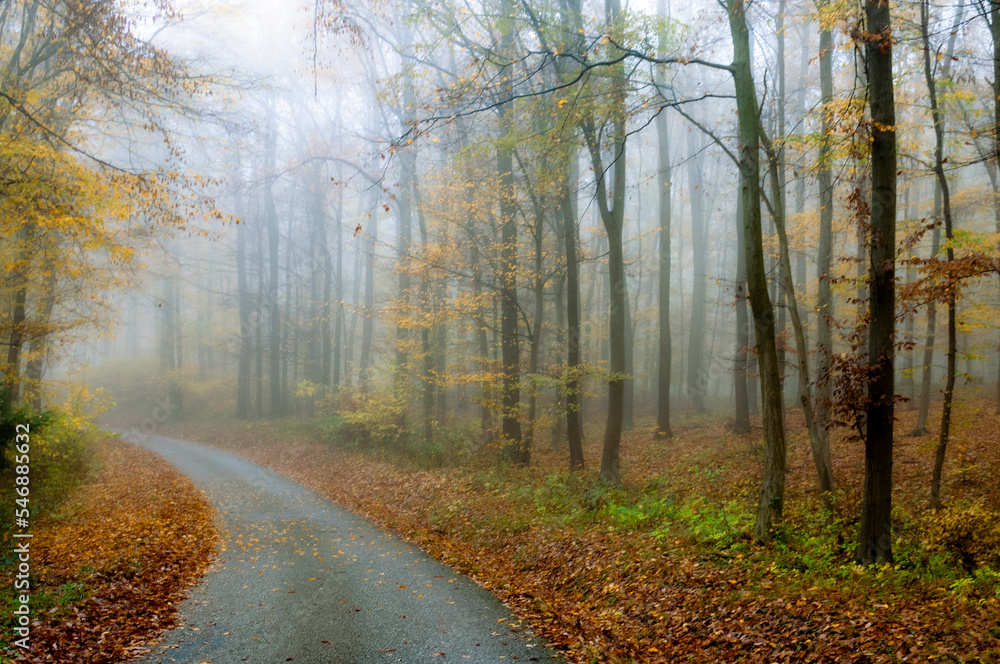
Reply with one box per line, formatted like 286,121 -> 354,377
122,432 -> 563,664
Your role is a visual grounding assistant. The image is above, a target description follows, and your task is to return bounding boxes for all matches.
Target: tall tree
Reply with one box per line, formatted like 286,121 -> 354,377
727,0 -> 787,541
921,0 -> 965,509
655,0 -> 674,439
814,0 -> 836,489
686,131 -> 709,414
580,0 -> 629,485
856,0 -> 897,565
497,5 -> 526,464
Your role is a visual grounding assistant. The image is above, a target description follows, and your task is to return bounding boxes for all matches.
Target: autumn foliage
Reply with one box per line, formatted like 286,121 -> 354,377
161,393 -> 1000,663
0,438 -> 217,663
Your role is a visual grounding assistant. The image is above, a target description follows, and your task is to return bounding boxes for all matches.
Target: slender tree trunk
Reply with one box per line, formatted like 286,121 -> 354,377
283,229 -> 291,413
923,0 -> 964,509
333,174 -> 344,390
527,198 -> 545,450
774,0 -> 788,399
655,45 -> 673,437
418,189 -> 435,448
761,129 -> 835,504
686,131 -> 708,414
160,275 -> 176,373
264,103 -> 282,418
582,0 -> 629,485
395,144 -> 415,426
914,214 -> 940,436
994,0 -> 1000,415
856,0 -> 897,565
318,184 -> 331,387
173,278 -> 182,372
903,185 -> 916,405
728,0 -> 787,541
623,286 -> 635,430
656,100 -> 673,438
235,171 -> 252,420
360,209 -> 376,390
733,179 -> 751,435
815,2 -> 835,468
561,160 -> 585,469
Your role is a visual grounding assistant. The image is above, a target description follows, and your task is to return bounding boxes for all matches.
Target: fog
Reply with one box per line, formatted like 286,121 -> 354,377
3,0 -> 998,479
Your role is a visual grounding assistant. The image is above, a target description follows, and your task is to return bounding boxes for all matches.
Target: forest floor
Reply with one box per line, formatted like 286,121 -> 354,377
143,394 -> 999,663
0,438 -> 217,664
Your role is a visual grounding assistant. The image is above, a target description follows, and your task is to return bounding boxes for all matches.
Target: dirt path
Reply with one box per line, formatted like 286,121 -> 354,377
124,431 -> 561,664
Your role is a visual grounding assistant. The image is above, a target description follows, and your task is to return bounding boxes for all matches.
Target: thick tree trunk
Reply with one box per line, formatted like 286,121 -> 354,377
727,0 -> 787,542
856,0 -> 897,565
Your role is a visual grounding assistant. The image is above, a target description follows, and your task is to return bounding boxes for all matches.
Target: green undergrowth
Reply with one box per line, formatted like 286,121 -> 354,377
422,461 -> 1000,609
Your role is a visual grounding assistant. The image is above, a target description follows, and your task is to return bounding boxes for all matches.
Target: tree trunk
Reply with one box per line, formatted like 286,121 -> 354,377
264,103 -> 282,418
994,0 -> 1000,415
360,208 -> 376,391
814,1 -> 835,473
856,0 -> 897,565
733,177 -> 751,435
761,129 -> 835,505
727,0 -> 787,542
4,237 -> 28,406
497,27 -> 525,463
24,276 -> 56,411
333,175 -> 344,390
527,195 -> 545,451
913,215 -> 940,436
235,171 -> 252,420
902,185 -> 916,405
561,159 -> 585,469
686,131 -> 708,414
922,0 -> 964,509
655,31 -> 673,438
583,0 -> 629,486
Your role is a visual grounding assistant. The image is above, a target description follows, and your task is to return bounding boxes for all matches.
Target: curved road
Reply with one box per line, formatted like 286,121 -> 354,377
123,432 -> 563,664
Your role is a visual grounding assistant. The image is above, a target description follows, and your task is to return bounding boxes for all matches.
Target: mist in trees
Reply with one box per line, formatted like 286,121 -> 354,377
4,0 -> 1000,561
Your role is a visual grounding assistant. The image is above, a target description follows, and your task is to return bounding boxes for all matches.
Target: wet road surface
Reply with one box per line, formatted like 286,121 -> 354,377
123,432 -> 563,664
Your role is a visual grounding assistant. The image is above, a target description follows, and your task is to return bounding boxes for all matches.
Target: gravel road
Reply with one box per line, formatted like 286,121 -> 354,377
122,432 -> 563,664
